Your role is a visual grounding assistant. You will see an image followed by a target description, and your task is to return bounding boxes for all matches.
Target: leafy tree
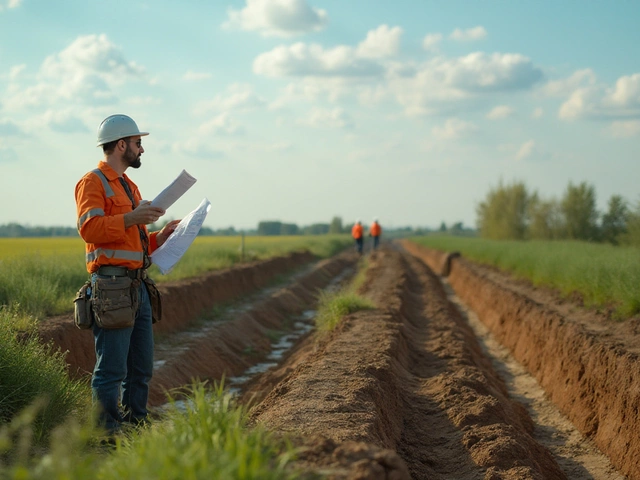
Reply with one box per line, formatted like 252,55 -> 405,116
601,195 -> 628,245
476,180 -> 532,240
329,216 -> 343,234
560,182 -> 599,241
439,222 -> 447,232
257,221 -> 282,236
280,223 -> 299,235
619,197 -> 640,247
528,195 -> 563,240
303,223 -> 330,235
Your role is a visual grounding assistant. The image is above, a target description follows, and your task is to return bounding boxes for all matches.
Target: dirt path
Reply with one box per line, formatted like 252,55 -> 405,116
245,247 -> 570,479
442,279 -> 624,480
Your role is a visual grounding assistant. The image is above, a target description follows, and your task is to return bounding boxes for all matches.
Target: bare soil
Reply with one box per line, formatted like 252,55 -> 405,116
39,242 -> 637,479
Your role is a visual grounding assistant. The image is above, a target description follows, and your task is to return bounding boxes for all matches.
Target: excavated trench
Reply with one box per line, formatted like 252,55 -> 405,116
38,242 -> 634,479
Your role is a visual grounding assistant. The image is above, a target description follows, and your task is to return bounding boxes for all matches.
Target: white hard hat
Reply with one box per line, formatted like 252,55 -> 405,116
373,218 -> 378,222
96,114 -> 149,147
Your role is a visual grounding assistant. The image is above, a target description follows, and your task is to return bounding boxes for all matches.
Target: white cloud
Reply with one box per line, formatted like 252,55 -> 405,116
299,107 -> 354,129
199,84 -> 266,113
559,73 -> 640,120
389,52 -> 543,116
515,139 -> 535,160
358,85 -> 388,107
432,118 -> 478,139
450,26 -> 487,42
607,120 -> 640,138
198,112 -> 244,135
422,33 -> 442,51
486,105 -> 514,119
41,110 -> 89,133
531,107 -> 543,119
9,64 -> 25,80
172,139 -> 226,160
356,25 -> 403,59
41,34 -> 145,84
542,68 -> 596,97
0,0 -> 22,11
224,0 -> 328,37
183,71 -> 213,81
269,79 -> 353,109
4,34 -> 146,111
254,42 -> 385,78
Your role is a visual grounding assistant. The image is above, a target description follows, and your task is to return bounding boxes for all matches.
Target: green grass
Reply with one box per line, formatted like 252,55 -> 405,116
0,382 -> 300,480
315,258 -> 375,332
410,235 -> 640,319
0,235 -> 352,320
0,306 -> 90,443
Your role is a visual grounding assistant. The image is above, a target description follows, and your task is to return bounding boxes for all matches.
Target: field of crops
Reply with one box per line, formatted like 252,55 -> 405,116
0,235 -> 352,320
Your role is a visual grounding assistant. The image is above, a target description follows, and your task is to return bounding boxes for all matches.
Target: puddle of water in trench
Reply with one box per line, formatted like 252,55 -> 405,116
154,263 -> 355,413
226,310 -> 315,394
154,309 -> 316,414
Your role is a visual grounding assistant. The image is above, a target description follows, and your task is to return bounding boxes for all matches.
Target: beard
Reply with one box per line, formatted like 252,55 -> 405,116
124,144 -> 142,169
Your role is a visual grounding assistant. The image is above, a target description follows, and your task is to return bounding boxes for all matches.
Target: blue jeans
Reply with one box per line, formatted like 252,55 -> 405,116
372,235 -> 380,250
91,276 -> 154,433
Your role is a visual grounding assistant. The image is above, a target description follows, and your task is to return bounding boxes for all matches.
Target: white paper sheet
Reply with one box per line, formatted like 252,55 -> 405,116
151,169 -> 197,211
150,198 -> 211,274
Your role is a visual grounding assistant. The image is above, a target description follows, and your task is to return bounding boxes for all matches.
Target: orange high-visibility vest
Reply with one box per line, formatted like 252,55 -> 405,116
75,162 -> 159,273
370,222 -> 381,237
352,224 -> 363,239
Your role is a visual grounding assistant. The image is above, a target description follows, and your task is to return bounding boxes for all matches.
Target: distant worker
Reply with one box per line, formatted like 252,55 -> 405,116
370,218 -> 382,250
352,220 -> 364,255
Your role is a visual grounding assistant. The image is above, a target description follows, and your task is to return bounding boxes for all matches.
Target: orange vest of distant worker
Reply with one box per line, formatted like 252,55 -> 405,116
75,162 -> 160,273
370,222 -> 381,237
352,224 -> 363,239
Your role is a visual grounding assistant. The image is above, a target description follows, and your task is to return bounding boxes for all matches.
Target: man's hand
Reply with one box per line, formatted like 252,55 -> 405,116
124,201 -> 166,228
156,219 -> 181,247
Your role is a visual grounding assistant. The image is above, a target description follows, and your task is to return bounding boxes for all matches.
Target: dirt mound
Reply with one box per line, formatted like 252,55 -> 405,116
401,240 -> 638,479
245,247 -> 566,479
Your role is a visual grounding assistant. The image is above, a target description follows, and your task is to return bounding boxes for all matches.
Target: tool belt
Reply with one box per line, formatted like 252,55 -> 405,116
97,265 -> 148,280
95,265 -> 162,325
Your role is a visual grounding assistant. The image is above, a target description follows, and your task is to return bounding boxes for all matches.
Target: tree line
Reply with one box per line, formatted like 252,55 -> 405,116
476,180 -> 637,245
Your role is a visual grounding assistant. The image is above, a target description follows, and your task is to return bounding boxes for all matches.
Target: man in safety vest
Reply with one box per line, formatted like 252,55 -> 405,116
352,220 -> 364,255
75,114 -> 180,437
369,218 -> 382,250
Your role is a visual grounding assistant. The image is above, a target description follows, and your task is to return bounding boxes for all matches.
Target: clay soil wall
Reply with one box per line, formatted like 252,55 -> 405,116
38,251 -> 317,378
400,240 -> 640,479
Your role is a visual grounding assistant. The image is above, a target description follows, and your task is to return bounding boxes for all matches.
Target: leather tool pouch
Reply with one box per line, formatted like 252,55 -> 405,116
73,281 -> 94,330
143,277 -> 162,324
92,276 -> 139,329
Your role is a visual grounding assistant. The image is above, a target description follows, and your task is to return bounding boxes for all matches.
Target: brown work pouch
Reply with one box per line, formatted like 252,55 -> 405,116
144,277 -> 162,324
91,276 -> 139,329
73,281 -> 94,330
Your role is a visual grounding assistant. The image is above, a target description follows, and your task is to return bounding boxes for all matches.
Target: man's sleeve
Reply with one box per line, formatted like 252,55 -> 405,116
75,174 -> 127,244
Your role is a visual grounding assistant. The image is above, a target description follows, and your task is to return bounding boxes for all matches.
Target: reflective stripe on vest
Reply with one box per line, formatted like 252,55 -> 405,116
77,208 -> 105,231
83,169 -> 143,265
76,169 -> 114,231
93,168 -> 115,197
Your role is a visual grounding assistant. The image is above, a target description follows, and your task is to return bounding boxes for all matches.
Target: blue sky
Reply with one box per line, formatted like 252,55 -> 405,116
1,0 -> 639,230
